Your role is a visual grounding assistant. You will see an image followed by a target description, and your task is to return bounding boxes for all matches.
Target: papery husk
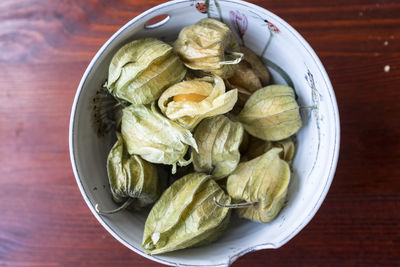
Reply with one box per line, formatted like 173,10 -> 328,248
174,18 -> 242,78
158,75 -> 238,130
192,115 -> 244,180
106,38 -> 186,105
274,138 -> 295,162
240,135 -> 272,162
238,85 -> 302,141
225,73 -> 254,115
226,46 -> 271,114
241,136 -> 295,163
227,148 -> 290,223
228,60 -> 262,94
142,173 -> 231,254
240,46 -> 270,85
121,103 -> 198,173
106,133 -> 161,209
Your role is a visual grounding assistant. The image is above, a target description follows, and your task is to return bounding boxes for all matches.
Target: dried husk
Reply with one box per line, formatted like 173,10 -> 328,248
174,18 -> 242,78
227,148 -> 290,223
226,45 -> 271,111
241,136 -> 295,163
121,103 -> 198,173
228,60 -> 262,94
106,133 -> 161,209
106,38 -> 186,105
192,115 -> 244,180
142,173 -> 231,254
274,138 -> 295,162
225,61 -> 260,114
158,75 -> 238,130
90,85 -> 125,137
240,46 -> 270,85
240,135 -> 272,162
226,81 -> 251,115
238,85 -> 302,141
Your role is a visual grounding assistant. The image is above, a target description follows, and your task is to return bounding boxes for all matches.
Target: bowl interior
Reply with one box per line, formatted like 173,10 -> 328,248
70,1 -> 339,266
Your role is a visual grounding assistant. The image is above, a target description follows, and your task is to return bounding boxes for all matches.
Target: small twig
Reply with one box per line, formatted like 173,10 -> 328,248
300,105 -> 317,110
95,198 -> 134,215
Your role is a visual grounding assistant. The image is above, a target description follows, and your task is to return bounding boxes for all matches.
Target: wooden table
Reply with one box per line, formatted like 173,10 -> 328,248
1,0 -> 399,266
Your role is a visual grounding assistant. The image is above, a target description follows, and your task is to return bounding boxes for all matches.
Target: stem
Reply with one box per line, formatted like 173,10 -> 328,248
95,198 -> 134,215
178,153 -> 193,167
213,197 -> 257,208
300,105 -> 317,109
171,163 -> 177,175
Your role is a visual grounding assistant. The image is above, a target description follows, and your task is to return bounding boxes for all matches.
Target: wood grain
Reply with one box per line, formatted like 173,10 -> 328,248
0,0 -> 399,266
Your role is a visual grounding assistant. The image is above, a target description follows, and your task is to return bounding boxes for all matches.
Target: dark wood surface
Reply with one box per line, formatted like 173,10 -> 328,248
1,0 -> 399,266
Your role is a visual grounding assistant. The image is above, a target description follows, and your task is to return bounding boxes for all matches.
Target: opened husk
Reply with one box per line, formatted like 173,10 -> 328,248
142,173 -> 231,254
174,18 -> 242,78
121,103 -> 198,173
192,115 -> 244,179
158,75 -> 238,130
227,148 -> 290,223
106,38 -> 186,105
238,85 -> 302,141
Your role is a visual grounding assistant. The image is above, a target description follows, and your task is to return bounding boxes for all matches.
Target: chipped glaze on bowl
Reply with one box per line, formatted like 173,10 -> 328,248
69,0 -> 340,266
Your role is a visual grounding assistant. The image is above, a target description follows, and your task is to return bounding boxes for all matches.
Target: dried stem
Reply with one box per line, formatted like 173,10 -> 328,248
213,197 -> 257,208
95,198 -> 134,215
300,105 -> 317,110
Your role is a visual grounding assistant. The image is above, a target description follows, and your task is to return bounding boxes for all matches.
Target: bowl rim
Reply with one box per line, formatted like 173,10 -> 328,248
69,0 -> 340,266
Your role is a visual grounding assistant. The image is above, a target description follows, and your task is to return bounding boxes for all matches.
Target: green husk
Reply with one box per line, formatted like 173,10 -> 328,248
226,148 -> 290,223
106,38 -> 186,105
142,173 -> 231,254
238,85 -> 302,141
192,115 -> 244,179
121,103 -> 198,173
98,133 -> 161,213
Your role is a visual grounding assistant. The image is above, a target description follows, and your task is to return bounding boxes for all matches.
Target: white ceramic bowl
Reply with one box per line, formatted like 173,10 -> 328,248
69,0 -> 340,266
